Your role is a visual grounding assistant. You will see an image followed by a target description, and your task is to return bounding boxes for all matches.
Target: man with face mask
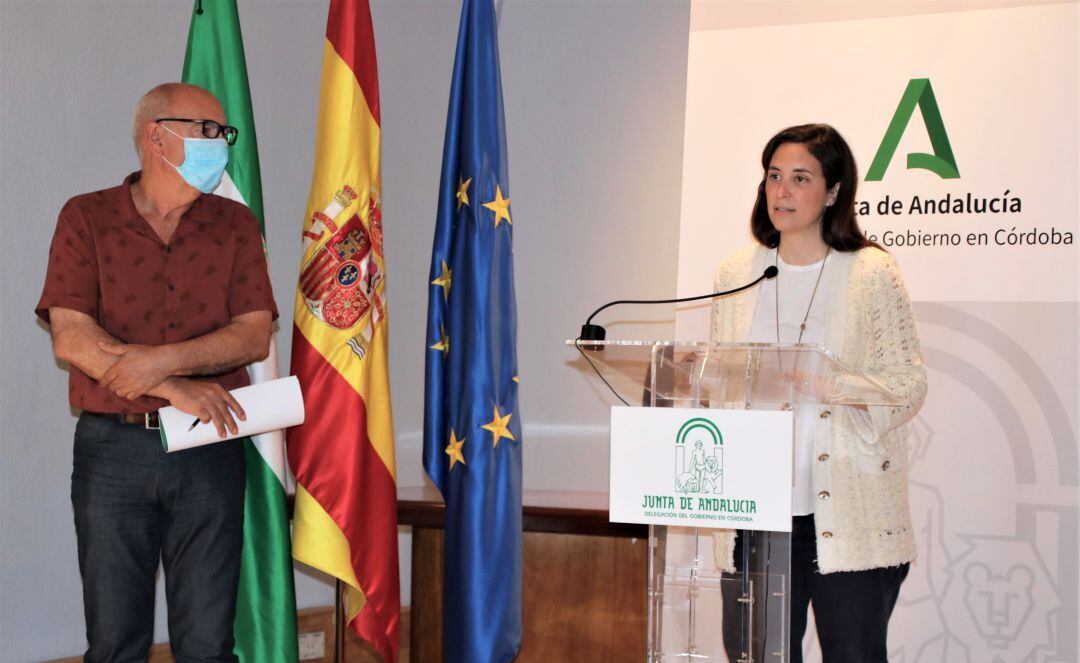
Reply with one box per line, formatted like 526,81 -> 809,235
35,83 -> 277,663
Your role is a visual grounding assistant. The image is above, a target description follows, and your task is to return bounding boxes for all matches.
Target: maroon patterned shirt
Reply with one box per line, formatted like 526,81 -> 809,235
36,172 -> 279,414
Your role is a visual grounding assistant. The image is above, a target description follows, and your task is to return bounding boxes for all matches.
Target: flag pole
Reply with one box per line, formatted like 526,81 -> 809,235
334,579 -> 345,663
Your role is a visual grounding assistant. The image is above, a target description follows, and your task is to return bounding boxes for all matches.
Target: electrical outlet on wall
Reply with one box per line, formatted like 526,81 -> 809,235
298,631 -> 326,661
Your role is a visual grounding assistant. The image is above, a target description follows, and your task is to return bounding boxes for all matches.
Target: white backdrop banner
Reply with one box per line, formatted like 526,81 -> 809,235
677,3 -> 1078,336
677,4 -> 1078,662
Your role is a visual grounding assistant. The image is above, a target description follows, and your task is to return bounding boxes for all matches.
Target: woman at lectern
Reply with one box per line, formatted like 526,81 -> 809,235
710,124 -> 927,662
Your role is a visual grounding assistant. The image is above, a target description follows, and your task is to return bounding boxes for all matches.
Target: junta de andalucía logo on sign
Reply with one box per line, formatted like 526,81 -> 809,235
865,78 -> 960,181
674,418 -> 723,495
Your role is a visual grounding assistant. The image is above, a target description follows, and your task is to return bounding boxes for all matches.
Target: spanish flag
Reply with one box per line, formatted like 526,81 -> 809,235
287,1 -> 399,661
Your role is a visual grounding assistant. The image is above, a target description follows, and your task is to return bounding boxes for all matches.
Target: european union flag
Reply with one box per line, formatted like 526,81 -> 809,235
422,0 -> 522,661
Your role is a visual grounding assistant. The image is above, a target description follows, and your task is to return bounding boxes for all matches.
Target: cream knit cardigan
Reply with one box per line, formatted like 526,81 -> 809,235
709,244 -> 927,573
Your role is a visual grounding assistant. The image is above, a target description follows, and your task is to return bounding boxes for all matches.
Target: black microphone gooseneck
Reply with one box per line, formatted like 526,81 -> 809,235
579,265 -> 779,341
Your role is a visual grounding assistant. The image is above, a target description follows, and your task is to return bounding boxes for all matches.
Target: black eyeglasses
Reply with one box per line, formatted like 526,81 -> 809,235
156,118 -> 238,146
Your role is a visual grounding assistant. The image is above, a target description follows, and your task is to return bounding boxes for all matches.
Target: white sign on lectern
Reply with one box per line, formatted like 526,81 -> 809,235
609,407 -> 794,532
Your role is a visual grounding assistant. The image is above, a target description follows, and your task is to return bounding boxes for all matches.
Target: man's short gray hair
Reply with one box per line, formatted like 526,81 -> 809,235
132,82 -> 210,160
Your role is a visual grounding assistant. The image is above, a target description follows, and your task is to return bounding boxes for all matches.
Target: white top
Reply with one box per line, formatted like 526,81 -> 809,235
747,248 -> 830,515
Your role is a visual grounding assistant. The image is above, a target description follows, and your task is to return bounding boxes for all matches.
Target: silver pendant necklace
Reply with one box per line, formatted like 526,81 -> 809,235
775,246 -> 831,345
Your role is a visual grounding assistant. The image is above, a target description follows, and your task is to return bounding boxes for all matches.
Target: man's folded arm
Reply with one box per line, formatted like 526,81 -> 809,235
101,310 -> 273,378
167,309 -> 273,376
96,310 -> 272,399
49,306 -> 263,436
50,306 -> 273,401
50,307 -> 126,381
48,307 -> 179,401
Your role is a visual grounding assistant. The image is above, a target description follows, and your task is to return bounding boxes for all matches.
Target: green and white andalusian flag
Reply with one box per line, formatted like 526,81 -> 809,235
182,2 -> 299,661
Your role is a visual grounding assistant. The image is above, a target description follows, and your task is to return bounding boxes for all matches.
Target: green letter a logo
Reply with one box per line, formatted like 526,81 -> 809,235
865,78 -> 960,181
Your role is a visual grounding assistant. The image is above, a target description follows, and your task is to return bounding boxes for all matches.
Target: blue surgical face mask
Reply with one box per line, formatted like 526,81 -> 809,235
160,124 -> 229,194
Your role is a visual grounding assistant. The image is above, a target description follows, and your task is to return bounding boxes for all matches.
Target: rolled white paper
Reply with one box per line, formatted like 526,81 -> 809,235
158,376 -> 305,452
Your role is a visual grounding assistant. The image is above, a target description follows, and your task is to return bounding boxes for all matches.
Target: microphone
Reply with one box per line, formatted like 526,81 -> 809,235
578,266 -> 779,342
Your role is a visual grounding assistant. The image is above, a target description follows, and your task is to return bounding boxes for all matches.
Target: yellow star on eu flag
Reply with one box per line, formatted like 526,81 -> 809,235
445,429 -> 466,470
481,405 -> 515,448
482,185 -> 512,227
431,260 -> 452,299
456,176 -> 472,210
430,325 -> 449,357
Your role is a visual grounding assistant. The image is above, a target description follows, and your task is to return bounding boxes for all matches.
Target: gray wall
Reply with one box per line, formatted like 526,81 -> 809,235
0,1 -> 691,660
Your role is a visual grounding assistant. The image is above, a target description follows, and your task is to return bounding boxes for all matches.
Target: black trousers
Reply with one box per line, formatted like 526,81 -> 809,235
724,515 -> 909,662
71,413 -> 246,663
790,515 -> 909,662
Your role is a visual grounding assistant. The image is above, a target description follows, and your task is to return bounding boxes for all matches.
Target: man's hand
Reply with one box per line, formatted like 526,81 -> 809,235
98,342 -> 176,399
159,377 -> 247,438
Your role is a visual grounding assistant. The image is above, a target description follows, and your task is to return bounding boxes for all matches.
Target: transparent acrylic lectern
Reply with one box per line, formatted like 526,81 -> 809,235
568,340 -> 902,663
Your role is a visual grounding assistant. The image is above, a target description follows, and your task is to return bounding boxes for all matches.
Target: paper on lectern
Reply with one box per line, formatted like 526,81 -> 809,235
158,376 -> 305,452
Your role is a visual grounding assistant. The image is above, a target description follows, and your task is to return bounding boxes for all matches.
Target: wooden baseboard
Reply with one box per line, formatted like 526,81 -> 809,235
45,606 -> 410,663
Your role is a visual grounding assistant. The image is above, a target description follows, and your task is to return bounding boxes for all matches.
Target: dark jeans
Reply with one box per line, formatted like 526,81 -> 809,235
724,515 -> 909,662
789,515 -> 909,663
71,413 -> 246,663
